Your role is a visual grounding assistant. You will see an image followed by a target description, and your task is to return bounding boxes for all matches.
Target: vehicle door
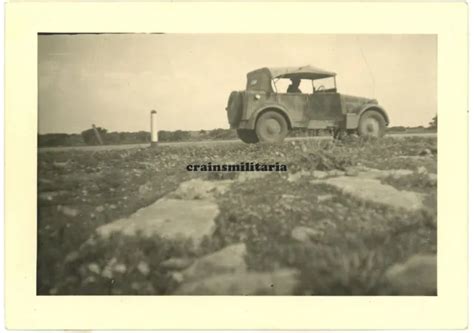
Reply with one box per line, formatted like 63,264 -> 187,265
307,92 -> 344,122
274,92 -> 309,125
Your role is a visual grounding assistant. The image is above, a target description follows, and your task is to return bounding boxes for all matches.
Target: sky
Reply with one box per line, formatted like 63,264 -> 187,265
38,34 -> 436,134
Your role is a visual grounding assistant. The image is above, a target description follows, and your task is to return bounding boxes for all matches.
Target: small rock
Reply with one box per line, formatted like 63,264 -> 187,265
84,276 -> 96,284
137,261 -> 150,276
108,257 -> 118,265
95,206 -> 104,213
327,169 -> 345,177
419,149 -> 433,156
138,184 -> 151,195
345,168 -> 359,177
428,173 -> 437,185
102,267 -> 113,279
319,218 -> 337,229
316,194 -> 334,203
102,257 -> 118,279
161,257 -> 194,270
312,170 -> 328,179
281,194 -> 299,201
109,204 -> 117,210
385,254 -> 436,295
65,251 -> 80,263
114,264 -> 127,274
237,172 -> 268,182
39,192 -> 57,201
53,161 -> 69,168
387,169 -> 414,179
58,205 -> 79,217
291,226 -> 320,243
416,166 -> 428,174
288,170 -> 310,183
171,271 -> 184,283
88,263 -> 101,275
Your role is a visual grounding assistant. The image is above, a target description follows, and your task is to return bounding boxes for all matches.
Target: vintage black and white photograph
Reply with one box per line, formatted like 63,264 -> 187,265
37,33 -> 437,296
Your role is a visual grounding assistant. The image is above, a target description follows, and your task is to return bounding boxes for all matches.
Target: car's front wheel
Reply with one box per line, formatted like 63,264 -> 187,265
237,129 -> 259,144
358,110 -> 386,138
255,111 -> 289,143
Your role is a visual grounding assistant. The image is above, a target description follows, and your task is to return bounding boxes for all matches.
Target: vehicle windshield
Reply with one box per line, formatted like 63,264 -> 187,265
311,77 -> 337,93
273,77 -> 337,94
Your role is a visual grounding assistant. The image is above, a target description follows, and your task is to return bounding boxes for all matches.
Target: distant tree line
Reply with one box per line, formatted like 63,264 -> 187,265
429,114 -> 437,129
38,129 -> 151,147
38,128 -> 239,147
38,133 -> 85,147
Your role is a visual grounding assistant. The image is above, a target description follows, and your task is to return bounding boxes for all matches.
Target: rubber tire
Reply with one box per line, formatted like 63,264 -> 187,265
255,111 -> 289,143
237,129 -> 259,144
226,91 -> 243,126
358,110 -> 386,138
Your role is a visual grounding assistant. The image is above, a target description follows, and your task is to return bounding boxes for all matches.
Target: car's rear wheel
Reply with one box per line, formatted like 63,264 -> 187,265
255,111 -> 289,143
237,129 -> 259,144
358,110 -> 386,138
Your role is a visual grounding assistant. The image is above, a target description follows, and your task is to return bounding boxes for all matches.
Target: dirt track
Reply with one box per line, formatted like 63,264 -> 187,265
39,132 -> 436,153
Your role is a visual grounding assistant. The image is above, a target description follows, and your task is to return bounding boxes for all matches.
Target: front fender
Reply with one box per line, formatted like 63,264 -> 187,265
346,104 -> 390,129
359,104 -> 390,124
248,104 -> 293,129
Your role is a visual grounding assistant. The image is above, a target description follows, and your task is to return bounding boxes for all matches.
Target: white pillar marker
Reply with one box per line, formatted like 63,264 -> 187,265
150,110 -> 158,147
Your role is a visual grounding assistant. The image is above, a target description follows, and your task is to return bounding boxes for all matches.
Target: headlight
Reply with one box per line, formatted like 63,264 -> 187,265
255,94 -> 261,100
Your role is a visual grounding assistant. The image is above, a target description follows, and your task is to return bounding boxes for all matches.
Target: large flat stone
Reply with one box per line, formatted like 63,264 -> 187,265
237,172 -> 269,183
357,168 -> 413,179
168,179 -> 232,200
96,198 -> 219,245
385,254 -> 437,295
181,243 -> 247,282
291,226 -> 322,243
312,177 -> 425,211
174,269 -> 300,295
346,167 -> 436,182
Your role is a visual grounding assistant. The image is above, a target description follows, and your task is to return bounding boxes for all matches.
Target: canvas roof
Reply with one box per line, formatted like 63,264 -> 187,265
249,66 -> 336,80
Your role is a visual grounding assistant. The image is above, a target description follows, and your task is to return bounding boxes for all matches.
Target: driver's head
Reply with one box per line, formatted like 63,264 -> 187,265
291,78 -> 301,87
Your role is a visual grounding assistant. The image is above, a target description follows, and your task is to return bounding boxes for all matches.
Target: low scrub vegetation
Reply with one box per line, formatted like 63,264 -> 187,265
38,136 -> 437,295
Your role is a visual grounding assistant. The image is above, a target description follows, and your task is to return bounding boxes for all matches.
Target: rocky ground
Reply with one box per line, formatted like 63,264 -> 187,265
38,136 -> 437,295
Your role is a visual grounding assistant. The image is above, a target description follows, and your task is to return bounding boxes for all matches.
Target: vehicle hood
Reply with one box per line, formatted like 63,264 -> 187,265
340,94 -> 378,114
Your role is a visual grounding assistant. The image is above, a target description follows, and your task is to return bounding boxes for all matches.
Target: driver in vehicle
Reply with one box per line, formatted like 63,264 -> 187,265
287,78 -> 302,93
